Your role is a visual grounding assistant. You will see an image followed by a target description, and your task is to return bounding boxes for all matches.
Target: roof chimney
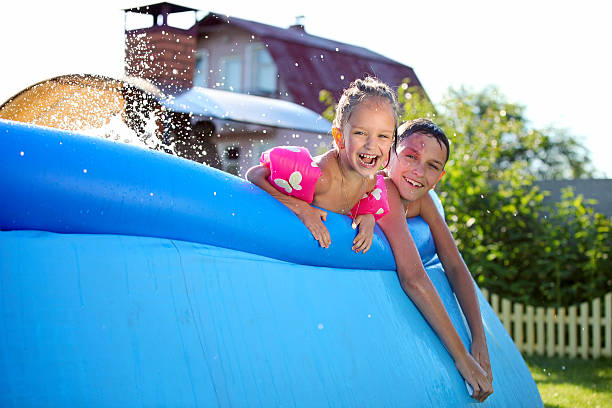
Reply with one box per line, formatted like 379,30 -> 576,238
289,15 -> 305,31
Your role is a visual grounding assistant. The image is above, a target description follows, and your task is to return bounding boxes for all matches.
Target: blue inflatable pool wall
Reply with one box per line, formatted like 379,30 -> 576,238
0,119 -> 542,407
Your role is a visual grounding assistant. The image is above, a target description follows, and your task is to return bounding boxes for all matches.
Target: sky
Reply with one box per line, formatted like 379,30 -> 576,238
2,0 -> 611,177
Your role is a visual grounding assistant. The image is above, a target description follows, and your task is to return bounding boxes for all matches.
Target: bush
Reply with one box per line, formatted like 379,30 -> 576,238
402,84 -> 611,306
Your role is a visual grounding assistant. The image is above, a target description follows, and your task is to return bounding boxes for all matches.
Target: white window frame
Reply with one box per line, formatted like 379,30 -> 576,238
194,49 -> 210,87
218,56 -> 243,92
245,43 -> 277,95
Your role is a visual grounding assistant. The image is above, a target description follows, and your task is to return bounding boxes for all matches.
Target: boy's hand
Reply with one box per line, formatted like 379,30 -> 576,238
294,202 -> 331,248
351,214 -> 375,253
454,352 -> 493,402
471,336 -> 493,382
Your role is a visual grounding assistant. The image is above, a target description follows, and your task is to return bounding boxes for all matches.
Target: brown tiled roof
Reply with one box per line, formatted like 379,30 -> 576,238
197,13 -> 424,114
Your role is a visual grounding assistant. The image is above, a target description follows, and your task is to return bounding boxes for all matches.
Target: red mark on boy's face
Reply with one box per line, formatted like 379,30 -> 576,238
389,133 -> 447,203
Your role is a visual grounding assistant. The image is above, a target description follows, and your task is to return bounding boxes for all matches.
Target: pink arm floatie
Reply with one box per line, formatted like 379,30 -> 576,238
259,146 -> 322,204
349,174 -> 390,221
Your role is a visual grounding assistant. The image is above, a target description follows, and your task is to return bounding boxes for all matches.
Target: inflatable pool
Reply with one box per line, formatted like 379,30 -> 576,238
0,119 -> 542,407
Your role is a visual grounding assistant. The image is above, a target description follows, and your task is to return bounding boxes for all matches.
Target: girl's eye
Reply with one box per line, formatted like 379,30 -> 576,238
429,164 -> 440,170
379,134 -> 391,139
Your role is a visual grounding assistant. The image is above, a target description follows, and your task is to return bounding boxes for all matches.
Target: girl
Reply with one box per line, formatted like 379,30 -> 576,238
247,77 -> 490,399
246,77 -> 395,253
380,118 -> 493,401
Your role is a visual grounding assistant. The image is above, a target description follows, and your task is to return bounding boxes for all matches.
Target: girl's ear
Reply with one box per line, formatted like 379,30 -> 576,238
432,170 -> 446,189
332,128 -> 344,149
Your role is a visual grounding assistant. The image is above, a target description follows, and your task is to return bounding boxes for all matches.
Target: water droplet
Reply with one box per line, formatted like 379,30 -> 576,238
317,323 -> 324,330
19,151 -> 24,156
83,169 -> 88,173
340,75 -> 344,80
367,314 -> 371,318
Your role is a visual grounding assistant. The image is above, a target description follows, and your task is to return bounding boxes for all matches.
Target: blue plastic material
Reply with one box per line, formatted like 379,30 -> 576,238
0,119 -> 542,407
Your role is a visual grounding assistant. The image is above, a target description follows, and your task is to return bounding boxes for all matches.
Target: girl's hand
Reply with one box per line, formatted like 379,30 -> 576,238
351,214 -> 375,253
295,202 -> 331,248
455,353 -> 493,402
471,335 -> 493,382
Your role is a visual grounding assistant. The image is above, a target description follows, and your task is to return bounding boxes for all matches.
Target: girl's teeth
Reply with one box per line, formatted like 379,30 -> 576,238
359,154 -> 377,165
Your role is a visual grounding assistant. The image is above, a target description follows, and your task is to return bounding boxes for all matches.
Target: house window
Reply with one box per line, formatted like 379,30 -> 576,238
220,56 -> 242,92
194,49 -> 209,87
250,46 -> 277,95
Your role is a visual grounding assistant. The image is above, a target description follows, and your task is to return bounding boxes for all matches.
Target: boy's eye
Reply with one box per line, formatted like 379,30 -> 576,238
379,133 -> 391,139
429,163 -> 440,170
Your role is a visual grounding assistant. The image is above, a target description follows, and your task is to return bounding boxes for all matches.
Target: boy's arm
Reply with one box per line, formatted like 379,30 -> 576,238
378,179 -> 492,402
245,164 -> 331,248
419,193 -> 492,381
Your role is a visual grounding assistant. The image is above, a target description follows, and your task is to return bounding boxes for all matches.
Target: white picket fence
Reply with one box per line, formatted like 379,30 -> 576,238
481,289 -> 612,359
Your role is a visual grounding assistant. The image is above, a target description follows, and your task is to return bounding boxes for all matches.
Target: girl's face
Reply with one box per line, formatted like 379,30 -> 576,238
388,133 -> 447,202
336,97 -> 395,178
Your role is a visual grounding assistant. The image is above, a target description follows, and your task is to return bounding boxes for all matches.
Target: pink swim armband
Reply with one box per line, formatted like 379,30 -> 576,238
260,146 -> 322,203
348,174 -> 389,221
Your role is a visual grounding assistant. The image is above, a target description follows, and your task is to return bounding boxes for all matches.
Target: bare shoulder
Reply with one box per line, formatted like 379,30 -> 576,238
379,178 -> 405,222
419,193 -> 443,220
383,177 -> 400,199
313,150 -> 337,195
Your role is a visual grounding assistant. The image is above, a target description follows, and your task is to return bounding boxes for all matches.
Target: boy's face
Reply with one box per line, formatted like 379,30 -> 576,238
388,132 -> 447,202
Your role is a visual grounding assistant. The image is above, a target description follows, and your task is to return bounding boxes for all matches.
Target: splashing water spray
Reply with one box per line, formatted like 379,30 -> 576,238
0,74 -> 176,154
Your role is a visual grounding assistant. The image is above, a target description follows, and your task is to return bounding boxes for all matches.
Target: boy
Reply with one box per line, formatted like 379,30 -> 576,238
378,118 -> 493,401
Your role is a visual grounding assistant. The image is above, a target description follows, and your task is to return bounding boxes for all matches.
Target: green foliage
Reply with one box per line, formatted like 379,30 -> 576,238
319,90 -> 337,124
320,81 -> 611,306
398,83 -> 611,306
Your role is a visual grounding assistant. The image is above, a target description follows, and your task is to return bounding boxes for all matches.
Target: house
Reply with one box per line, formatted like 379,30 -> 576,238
534,179 -> 612,217
123,2 -> 426,175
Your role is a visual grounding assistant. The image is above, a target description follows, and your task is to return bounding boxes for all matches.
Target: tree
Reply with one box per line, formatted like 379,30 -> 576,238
400,83 -> 610,306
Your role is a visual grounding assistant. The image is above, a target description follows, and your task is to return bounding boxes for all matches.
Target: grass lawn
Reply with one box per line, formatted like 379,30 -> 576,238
524,355 -> 612,408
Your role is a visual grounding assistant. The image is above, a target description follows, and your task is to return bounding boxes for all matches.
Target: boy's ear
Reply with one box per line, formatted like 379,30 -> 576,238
332,128 -> 344,149
432,170 -> 445,189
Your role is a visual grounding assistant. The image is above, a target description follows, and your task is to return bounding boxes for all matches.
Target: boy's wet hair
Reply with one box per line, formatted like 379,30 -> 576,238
333,77 -> 399,132
396,118 -> 450,163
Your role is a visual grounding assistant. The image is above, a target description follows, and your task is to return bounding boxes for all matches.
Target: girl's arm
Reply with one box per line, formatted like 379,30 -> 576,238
245,164 -> 331,248
419,193 -> 492,382
351,214 -> 375,253
377,180 -> 492,402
